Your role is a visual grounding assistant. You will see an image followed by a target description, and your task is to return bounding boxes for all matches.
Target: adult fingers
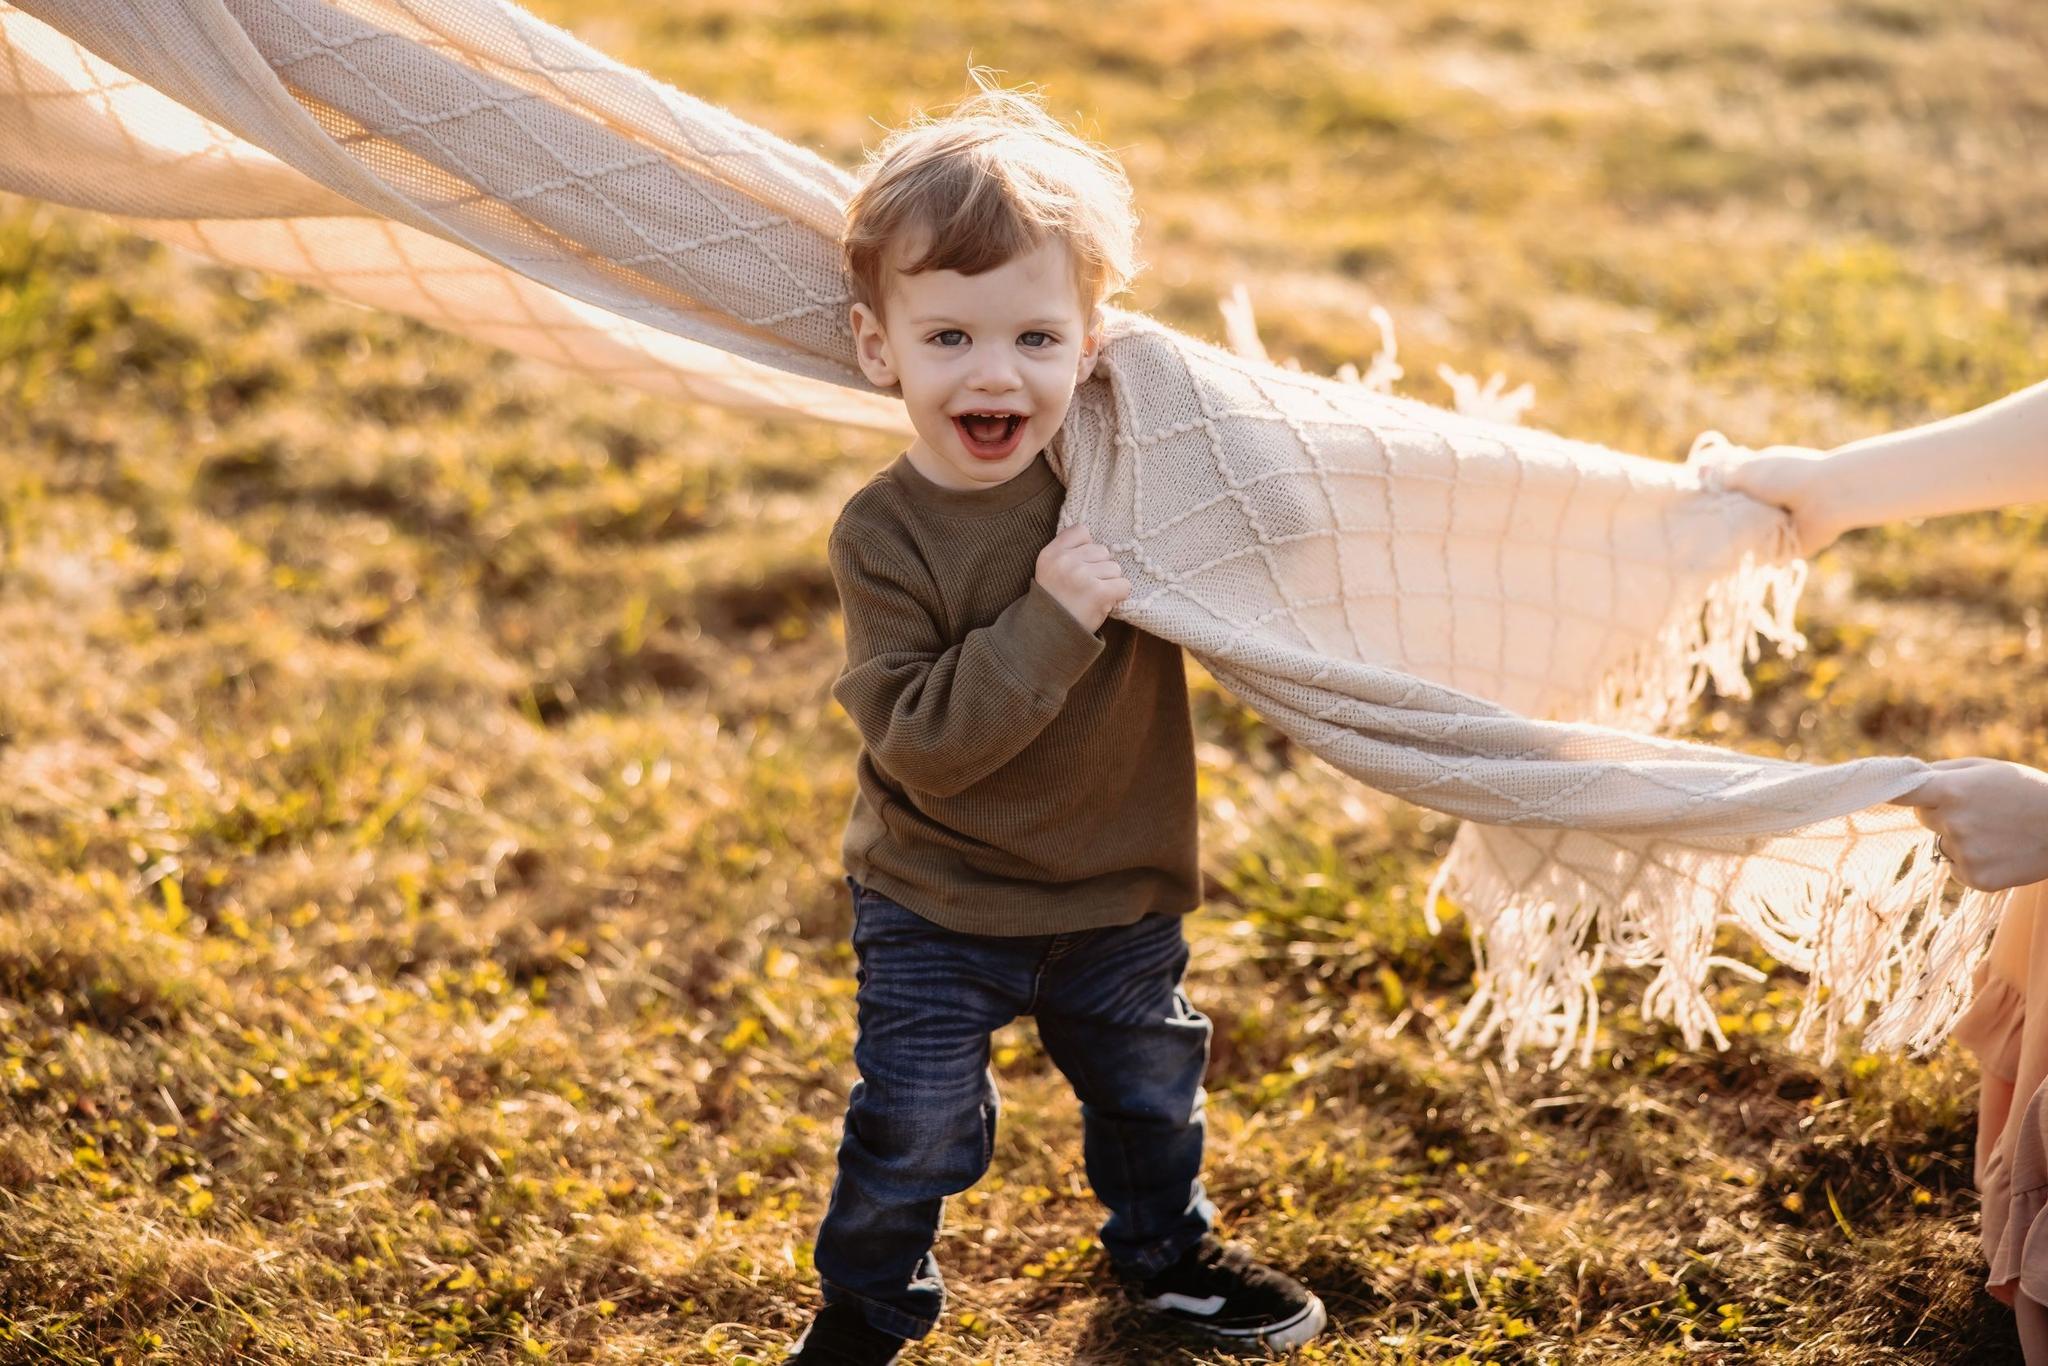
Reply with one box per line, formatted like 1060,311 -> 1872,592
1947,847 -> 2003,893
1889,773 -> 1950,809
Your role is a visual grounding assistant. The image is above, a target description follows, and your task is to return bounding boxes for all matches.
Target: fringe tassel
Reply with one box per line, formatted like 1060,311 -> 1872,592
1430,831 -> 2011,1071
1218,286 -> 1403,392
1589,552 -> 1809,731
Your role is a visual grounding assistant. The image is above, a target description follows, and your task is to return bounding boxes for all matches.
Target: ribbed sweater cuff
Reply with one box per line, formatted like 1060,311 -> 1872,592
992,580 -> 1105,705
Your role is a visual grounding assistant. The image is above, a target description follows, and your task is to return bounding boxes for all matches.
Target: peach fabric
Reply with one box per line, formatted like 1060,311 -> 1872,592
1954,880 -> 2048,1307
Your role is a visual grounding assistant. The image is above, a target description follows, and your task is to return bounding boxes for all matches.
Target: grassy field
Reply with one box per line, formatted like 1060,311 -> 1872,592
3,0 -> 2047,1360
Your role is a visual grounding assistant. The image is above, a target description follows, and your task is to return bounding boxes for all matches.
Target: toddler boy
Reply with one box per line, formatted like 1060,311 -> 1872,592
790,84 -> 1326,1363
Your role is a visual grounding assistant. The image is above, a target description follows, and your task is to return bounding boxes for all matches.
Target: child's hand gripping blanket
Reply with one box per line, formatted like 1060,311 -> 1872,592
0,0 -> 2004,1067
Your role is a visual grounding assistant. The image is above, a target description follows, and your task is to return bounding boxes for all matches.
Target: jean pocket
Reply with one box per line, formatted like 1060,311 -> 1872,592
848,882 -> 931,953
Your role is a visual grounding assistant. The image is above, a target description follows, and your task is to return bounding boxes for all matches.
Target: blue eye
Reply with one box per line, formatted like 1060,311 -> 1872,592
930,329 -> 967,346
1020,331 -> 1056,348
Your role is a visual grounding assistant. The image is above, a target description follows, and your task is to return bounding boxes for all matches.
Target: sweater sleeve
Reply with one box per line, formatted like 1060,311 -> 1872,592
828,522 -> 1105,798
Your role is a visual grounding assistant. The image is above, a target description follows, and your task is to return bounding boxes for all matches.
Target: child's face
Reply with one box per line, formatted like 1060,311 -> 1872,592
849,236 -> 1103,493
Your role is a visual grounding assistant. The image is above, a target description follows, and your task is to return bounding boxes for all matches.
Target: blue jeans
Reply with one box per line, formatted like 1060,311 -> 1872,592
814,876 -> 1217,1340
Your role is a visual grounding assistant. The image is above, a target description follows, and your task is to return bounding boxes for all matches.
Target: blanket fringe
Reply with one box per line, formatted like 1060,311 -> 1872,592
1441,430 -> 1996,1069
1217,290 -> 1992,1072
1218,286 -> 1404,394
1215,291 -> 1809,734
1430,832 -> 2011,1070
1595,428 -> 1810,729
1589,552 -> 1809,732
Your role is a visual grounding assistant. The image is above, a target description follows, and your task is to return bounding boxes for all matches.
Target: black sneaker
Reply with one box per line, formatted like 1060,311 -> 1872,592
787,1301 -> 905,1365
1130,1234 -> 1328,1352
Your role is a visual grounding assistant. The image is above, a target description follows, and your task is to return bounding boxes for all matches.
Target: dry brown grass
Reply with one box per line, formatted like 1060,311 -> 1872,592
2,0 -> 2046,1360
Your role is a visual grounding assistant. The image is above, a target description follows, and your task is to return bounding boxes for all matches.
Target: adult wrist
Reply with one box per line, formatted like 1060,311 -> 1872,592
1813,435 -> 1906,538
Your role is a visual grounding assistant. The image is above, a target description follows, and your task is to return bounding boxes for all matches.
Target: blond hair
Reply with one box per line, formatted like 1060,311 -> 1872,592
842,72 -> 1140,319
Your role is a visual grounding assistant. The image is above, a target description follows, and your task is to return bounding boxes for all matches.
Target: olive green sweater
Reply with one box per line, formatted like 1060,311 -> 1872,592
827,449 -> 1201,936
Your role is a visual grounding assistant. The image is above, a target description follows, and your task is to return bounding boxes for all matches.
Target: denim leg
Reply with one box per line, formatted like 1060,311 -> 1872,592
1034,911 -> 1217,1277
814,882 -> 1032,1340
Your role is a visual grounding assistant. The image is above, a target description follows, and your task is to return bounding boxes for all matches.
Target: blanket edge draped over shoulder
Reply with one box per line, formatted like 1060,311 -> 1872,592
0,0 -> 2006,1069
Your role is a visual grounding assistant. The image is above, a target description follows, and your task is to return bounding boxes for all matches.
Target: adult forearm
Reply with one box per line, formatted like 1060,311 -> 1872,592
1823,377 -> 2048,532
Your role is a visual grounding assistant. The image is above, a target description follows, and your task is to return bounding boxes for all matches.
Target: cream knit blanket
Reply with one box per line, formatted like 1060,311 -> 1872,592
1,0 -> 2003,1068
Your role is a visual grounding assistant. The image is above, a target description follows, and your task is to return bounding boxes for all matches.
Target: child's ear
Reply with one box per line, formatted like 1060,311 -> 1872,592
1076,306 -> 1105,384
850,301 -> 897,388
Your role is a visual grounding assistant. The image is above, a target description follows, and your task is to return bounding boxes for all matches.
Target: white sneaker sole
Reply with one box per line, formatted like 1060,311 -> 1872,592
1144,1291 -> 1328,1354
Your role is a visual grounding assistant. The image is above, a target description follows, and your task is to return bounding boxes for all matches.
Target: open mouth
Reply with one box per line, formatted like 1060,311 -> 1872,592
951,411 -> 1029,461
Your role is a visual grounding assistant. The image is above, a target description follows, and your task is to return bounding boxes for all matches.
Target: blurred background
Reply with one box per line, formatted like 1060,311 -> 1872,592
1,0 -> 2044,1359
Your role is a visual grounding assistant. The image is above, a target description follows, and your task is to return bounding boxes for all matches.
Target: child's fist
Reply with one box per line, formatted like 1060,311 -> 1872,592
1035,523 -> 1130,632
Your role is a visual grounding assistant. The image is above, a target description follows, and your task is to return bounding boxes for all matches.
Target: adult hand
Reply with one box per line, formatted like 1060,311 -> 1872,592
1034,523 -> 1130,632
1715,444 -> 1852,558
1893,758 -> 2048,892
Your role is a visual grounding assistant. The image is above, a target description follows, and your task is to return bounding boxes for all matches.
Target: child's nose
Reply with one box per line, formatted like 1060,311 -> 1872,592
967,356 -> 1022,390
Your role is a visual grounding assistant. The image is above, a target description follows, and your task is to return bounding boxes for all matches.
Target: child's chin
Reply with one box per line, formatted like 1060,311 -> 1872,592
982,443 -> 1043,472
944,432 -> 1028,469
